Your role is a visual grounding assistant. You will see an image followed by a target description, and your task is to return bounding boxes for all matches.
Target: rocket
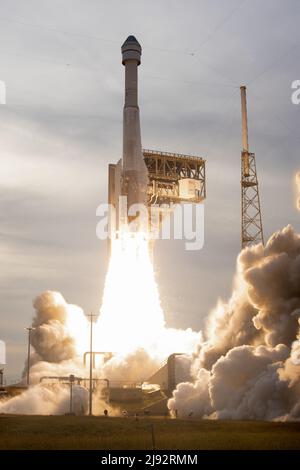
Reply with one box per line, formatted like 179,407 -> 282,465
106,35 -> 206,247
121,35 -> 148,213
107,36 -> 149,240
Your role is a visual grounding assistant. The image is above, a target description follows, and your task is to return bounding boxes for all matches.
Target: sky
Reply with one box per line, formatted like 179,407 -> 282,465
0,0 -> 299,380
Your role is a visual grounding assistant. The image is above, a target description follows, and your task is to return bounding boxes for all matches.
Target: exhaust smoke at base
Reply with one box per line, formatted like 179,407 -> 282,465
1,226 -> 300,420
168,225 -> 300,421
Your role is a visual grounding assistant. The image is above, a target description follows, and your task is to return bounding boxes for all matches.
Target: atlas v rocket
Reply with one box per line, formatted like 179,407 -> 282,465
108,35 -> 148,235
121,35 -> 148,209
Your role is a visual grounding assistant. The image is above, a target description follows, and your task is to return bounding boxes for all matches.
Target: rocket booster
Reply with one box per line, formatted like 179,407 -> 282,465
121,35 -> 148,212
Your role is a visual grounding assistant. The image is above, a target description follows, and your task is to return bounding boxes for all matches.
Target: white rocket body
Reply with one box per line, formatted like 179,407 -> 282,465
121,36 -> 148,212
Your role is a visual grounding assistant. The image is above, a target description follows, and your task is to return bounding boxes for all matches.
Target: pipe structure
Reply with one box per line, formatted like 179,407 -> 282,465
83,351 -> 114,367
39,376 -> 109,389
25,327 -> 34,387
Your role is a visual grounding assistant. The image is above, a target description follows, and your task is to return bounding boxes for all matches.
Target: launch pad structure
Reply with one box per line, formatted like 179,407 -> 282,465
109,148 -> 206,216
144,149 -> 205,205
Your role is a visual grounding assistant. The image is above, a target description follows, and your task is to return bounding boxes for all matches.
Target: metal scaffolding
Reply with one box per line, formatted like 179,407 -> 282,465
241,151 -> 264,248
143,149 -> 206,205
240,86 -> 264,249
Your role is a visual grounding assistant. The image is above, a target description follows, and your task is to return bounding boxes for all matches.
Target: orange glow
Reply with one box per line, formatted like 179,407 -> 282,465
93,231 -> 199,361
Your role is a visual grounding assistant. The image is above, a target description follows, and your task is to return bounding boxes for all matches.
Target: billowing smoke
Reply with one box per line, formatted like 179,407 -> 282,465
22,291 -> 89,384
2,225 -> 300,420
0,267 -> 197,415
0,291 -> 125,415
30,291 -> 79,365
168,225 -> 300,421
0,291 -> 91,415
100,349 -> 162,383
0,383 -> 88,415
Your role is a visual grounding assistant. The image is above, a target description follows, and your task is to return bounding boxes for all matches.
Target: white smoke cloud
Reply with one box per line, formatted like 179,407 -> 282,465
3,225 -> 300,420
0,284 -> 198,414
168,225 -> 300,421
0,291 -> 91,415
0,383 -> 88,415
27,291 -> 89,368
99,348 -> 161,383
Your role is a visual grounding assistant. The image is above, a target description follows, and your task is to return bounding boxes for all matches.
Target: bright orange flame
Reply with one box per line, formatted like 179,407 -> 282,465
65,303 -> 89,356
93,232 -> 199,361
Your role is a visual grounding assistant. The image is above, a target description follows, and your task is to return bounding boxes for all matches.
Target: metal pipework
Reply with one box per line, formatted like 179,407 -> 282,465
39,375 -> 109,388
39,375 -> 83,384
83,351 -> 114,367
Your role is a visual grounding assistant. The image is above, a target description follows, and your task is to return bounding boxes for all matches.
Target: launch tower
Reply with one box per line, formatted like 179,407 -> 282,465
240,86 -> 264,249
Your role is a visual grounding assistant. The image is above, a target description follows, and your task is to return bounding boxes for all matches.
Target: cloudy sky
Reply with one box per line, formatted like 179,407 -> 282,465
0,0 -> 299,379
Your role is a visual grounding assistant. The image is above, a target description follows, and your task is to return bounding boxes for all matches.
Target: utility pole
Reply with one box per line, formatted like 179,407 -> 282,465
69,374 -> 75,414
240,86 -> 264,249
87,313 -> 96,416
25,327 -> 34,387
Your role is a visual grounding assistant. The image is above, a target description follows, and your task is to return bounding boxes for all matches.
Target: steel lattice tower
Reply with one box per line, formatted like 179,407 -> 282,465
240,86 -> 264,249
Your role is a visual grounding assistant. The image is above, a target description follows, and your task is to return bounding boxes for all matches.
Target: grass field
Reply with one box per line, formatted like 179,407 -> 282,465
0,415 -> 300,450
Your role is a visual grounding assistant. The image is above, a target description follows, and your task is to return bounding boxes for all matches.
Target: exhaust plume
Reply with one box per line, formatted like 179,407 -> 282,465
168,225 -> 300,421
0,236 -> 199,415
2,226 -> 300,420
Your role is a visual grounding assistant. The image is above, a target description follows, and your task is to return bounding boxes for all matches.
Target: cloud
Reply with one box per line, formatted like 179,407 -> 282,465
169,225 -> 300,420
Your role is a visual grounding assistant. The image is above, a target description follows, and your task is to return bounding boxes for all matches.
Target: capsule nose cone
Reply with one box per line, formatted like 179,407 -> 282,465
121,35 -> 142,65
122,35 -> 141,48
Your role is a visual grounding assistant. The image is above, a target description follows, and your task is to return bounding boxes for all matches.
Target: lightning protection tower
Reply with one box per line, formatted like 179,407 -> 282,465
240,85 -> 264,249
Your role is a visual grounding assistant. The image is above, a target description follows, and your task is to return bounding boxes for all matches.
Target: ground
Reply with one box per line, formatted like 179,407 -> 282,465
0,415 -> 300,450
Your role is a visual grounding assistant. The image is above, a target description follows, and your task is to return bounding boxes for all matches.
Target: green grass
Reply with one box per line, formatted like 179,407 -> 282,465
0,415 -> 300,450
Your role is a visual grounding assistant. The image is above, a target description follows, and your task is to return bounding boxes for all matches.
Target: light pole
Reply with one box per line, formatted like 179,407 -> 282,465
69,374 -> 75,414
25,327 -> 34,387
87,313 -> 97,416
